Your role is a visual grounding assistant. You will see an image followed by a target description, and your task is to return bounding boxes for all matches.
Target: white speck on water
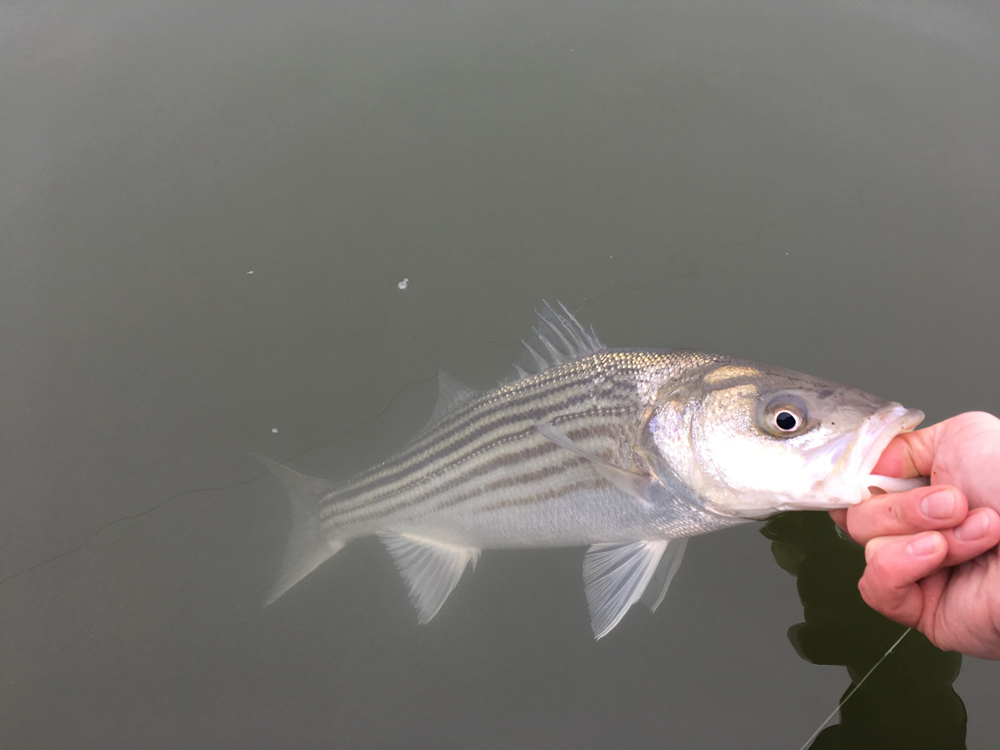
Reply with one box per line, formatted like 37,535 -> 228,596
397,278 -> 409,290
247,270 -> 254,274
271,428 -> 278,433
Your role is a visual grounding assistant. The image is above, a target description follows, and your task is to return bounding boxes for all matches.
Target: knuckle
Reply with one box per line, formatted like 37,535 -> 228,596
858,575 -> 888,611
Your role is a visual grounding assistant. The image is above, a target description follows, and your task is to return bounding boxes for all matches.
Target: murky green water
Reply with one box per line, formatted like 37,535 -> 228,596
2,1 -> 998,747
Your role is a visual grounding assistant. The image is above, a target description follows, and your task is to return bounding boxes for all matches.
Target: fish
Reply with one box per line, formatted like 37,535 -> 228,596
255,302 -> 926,638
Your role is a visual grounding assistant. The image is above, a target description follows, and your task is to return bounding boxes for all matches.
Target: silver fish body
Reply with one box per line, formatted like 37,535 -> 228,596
258,304 -> 925,637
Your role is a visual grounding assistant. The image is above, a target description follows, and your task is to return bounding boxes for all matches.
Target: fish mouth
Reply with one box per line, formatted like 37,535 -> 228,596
819,403 -> 927,504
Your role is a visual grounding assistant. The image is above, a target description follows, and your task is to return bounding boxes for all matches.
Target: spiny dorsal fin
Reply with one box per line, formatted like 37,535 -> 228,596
510,301 -> 605,382
427,370 -> 480,426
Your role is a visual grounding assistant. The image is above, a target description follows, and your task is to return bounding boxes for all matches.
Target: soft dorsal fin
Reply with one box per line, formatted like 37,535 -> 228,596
427,370 -> 480,425
380,533 -> 480,624
510,301 -> 605,381
583,540 -> 669,638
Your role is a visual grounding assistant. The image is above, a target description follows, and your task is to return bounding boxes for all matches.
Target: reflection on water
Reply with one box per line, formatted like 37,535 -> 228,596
762,512 -> 966,749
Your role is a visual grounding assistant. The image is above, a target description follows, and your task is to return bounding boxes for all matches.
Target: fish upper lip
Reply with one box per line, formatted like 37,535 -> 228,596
858,405 -> 924,473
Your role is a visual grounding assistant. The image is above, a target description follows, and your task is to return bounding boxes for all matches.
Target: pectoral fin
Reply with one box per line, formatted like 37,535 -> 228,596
380,534 -> 480,624
534,421 -> 652,501
583,540 -> 668,639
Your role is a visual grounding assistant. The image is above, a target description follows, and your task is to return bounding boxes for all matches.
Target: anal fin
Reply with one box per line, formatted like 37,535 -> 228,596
584,540 -> 668,639
380,534 -> 480,624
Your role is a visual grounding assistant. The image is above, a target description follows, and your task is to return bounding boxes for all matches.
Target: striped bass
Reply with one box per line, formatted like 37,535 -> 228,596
256,303 -> 926,638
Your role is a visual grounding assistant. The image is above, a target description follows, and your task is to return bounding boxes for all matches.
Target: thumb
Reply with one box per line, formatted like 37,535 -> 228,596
872,424 -> 940,478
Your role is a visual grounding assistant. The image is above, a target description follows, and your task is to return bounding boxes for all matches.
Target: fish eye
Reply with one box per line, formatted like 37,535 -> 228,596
760,396 -> 810,437
774,410 -> 800,431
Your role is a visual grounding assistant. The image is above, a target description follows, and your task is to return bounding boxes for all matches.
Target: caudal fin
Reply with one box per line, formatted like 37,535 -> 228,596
251,453 -> 345,605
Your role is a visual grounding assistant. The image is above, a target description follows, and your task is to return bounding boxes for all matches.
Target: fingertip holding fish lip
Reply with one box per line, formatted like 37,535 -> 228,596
837,404 -> 927,503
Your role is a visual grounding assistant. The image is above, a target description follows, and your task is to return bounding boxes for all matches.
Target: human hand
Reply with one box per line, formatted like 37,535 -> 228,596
830,411 -> 1000,659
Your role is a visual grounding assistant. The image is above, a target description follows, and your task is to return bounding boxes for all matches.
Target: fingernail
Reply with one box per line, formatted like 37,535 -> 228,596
920,490 -> 956,520
955,511 -> 989,541
907,533 -> 941,557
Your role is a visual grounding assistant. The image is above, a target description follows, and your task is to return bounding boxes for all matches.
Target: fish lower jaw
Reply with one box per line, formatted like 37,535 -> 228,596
730,477 -> 866,513
770,495 -> 857,512
798,473 -> 880,509
765,472 -> 932,513
705,489 -> 847,517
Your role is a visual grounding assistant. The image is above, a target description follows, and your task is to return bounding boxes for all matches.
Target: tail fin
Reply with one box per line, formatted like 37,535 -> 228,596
251,453 -> 345,605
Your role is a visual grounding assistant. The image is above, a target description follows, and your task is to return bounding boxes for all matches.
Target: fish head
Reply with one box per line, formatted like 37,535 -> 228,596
645,361 -> 925,518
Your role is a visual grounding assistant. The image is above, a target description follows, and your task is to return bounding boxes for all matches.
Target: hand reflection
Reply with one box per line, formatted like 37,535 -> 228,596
762,512 -> 965,750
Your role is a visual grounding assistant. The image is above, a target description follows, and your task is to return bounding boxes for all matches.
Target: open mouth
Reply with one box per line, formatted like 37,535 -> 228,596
835,404 -> 928,501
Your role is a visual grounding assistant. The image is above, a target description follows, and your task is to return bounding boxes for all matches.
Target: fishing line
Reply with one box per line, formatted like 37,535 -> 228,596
796,626 -> 911,750
0,372 -> 440,592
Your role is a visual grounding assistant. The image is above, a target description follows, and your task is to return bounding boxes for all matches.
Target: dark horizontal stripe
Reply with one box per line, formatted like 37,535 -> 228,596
327,361 -> 642,508
323,420 -> 627,525
333,448 -> 588,526
327,373 -> 596,506
471,478 -> 609,514
432,353 -> 654,445
361,405 -> 631,515
321,427 -> 557,524
389,353 -> 651,458
423,456 -> 590,516
347,366 -> 626,485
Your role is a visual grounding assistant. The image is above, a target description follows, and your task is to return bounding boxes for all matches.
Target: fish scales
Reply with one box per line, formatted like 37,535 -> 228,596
329,357 -> 649,505
321,351 -> 686,535
255,302 -> 926,637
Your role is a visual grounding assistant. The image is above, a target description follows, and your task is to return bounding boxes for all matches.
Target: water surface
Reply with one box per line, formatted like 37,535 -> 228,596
2,1 -> 999,747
